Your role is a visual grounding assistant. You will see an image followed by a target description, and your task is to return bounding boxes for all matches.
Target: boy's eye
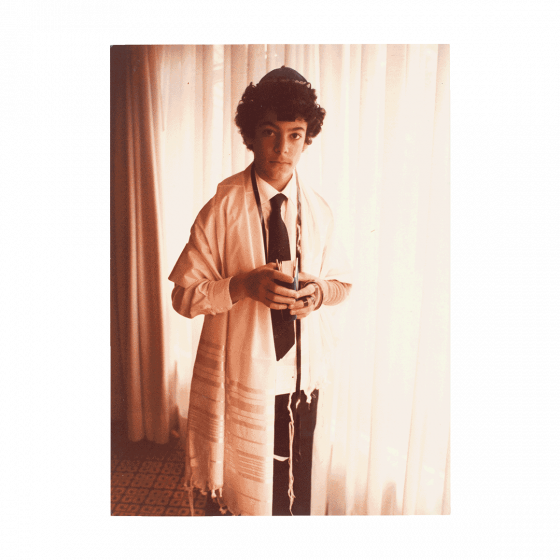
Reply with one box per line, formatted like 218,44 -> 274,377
259,129 -> 303,140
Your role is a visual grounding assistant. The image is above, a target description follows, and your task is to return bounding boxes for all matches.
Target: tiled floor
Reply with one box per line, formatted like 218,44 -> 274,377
111,422 -> 209,516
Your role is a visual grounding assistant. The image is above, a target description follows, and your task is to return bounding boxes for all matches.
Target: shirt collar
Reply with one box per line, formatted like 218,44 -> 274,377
255,169 -> 298,209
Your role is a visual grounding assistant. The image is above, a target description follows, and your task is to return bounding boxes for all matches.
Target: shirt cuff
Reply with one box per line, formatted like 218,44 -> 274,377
208,277 -> 233,314
314,279 -> 328,309
314,279 -> 352,306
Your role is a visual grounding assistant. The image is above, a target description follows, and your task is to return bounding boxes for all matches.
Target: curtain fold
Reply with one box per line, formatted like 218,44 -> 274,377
110,44 -> 450,514
111,45 -> 170,443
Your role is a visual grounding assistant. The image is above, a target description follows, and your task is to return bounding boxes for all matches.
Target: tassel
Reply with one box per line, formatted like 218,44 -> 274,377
184,474 -> 195,517
287,391 -> 296,515
215,488 -> 228,515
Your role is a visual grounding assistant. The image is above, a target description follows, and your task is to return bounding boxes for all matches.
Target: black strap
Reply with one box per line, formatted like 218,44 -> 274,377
295,173 -> 302,409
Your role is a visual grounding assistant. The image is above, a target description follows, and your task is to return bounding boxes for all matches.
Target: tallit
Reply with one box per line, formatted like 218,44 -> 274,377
169,164 -> 351,515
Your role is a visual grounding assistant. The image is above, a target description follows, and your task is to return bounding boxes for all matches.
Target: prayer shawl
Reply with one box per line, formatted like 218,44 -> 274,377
169,165 -> 351,516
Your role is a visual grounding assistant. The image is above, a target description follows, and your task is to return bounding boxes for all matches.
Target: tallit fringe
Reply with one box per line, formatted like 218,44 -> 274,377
200,488 -> 229,515
183,474 -> 196,517
214,489 -> 229,515
183,477 -> 237,516
184,385 -> 318,517
287,391 -> 296,515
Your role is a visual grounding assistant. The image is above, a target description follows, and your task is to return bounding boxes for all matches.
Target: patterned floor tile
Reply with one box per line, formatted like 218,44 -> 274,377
116,460 -> 141,473
195,495 -> 206,508
111,423 -> 208,516
113,508 -> 127,516
111,486 -> 126,502
145,489 -> 173,506
113,504 -> 139,516
139,505 -> 166,515
161,462 -> 183,475
130,473 -> 157,488
112,472 -> 135,487
153,474 -> 180,490
122,487 -> 150,504
139,461 -> 163,474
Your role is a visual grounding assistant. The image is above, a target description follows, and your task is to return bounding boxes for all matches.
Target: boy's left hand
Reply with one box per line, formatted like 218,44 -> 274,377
289,272 -> 320,320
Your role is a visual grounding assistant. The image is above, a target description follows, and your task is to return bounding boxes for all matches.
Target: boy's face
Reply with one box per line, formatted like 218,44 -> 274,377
247,110 -> 308,191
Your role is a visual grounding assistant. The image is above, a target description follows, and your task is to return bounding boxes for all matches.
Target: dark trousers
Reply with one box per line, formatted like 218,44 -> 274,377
272,390 -> 319,516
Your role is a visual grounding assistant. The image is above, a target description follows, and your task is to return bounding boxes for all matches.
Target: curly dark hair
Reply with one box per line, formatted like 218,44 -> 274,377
235,78 -> 326,151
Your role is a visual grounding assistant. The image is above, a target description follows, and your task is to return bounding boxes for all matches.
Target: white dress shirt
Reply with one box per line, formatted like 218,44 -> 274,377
254,171 -> 299,395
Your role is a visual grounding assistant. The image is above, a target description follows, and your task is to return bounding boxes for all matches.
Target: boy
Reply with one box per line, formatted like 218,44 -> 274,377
169,66 -> 351,515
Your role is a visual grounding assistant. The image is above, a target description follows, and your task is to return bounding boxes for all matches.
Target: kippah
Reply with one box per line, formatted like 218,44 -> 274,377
258,66 -> 307,84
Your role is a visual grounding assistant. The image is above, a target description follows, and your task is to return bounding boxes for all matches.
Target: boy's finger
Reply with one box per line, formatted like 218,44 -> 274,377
295,285 -> 315,299
268,281 -> 296,298
271,270 -> 294,283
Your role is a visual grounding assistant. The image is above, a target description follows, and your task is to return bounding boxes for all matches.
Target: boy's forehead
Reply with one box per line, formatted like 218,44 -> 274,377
256,110 -> 308,128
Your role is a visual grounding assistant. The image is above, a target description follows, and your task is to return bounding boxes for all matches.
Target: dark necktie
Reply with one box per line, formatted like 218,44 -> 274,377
268,194 -> 295,361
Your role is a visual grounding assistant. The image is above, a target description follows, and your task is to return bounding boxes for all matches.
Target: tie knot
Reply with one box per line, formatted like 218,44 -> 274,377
270,193 -> 287,213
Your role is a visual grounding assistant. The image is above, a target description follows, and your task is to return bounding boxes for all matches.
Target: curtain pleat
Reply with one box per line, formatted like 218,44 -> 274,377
230,45 -> 248,172
111,45 -> 170,443
111,44 -> 450,513
222,45 -> 233,180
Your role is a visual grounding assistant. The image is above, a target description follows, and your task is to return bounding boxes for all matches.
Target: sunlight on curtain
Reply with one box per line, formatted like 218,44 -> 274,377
320,45 -> 449,516
116,44 -> 450,514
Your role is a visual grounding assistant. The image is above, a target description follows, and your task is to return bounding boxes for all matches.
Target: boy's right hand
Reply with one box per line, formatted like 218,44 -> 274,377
230,263 -> 297,309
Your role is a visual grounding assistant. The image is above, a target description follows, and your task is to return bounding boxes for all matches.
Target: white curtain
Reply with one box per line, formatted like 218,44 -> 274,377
111,44 -> 450,515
